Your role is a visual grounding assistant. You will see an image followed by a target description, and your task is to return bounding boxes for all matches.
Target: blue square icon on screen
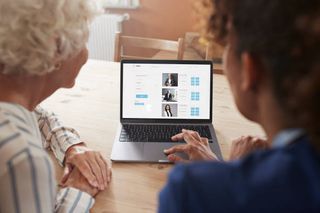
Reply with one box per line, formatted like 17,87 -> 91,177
191,77 -> 200,86
191,92 -> 200,101
191,107 -> 200,116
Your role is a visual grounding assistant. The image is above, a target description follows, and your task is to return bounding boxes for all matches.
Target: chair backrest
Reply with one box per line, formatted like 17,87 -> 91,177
114,32 -> 185,62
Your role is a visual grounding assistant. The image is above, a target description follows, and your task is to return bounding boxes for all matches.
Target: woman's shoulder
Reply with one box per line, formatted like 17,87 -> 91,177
163,142 -> 320,212
164,141 -> 320,208
0,106 -> 47,177
169,138 -> 320,186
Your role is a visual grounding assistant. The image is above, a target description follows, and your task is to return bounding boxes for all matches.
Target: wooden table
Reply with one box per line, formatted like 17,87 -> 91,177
42,59 -> 264,213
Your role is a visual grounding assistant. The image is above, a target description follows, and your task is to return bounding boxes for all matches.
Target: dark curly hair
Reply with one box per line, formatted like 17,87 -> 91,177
200,0 -> 320,147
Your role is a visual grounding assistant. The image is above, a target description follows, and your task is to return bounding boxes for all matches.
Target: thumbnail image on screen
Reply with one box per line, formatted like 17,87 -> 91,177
162,104 -> 178,117
162,73 -> 178,87
162,88 -> 177,102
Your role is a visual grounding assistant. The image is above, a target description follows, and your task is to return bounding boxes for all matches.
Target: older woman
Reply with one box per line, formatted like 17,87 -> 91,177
0,0 -> 111,212
160,0 -> 320,212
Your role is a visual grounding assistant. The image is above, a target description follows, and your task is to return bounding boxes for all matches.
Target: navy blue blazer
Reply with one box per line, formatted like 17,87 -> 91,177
159,133 -> 320,213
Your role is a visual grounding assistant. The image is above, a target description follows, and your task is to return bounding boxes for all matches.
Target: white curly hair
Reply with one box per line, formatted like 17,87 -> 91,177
0,0 -> 97,75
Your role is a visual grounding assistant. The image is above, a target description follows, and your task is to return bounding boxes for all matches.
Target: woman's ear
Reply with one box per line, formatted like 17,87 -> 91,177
240,52 -> 263,92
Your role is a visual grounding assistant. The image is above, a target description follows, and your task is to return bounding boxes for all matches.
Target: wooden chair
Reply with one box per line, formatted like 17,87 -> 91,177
114,32 -> 185,62
184,32 -> 224,74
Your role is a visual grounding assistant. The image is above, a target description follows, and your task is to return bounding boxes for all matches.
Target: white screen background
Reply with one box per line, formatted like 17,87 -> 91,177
122,63 -> 212,119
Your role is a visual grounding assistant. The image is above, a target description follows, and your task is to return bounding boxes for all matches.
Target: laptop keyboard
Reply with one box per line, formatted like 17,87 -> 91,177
120,124 -> 212,142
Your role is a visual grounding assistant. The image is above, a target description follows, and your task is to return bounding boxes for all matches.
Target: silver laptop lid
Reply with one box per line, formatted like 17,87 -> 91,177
120,60 -> 213,123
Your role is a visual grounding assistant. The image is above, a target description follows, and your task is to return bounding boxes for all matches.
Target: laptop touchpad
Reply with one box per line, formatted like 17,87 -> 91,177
143,143 -> 189,162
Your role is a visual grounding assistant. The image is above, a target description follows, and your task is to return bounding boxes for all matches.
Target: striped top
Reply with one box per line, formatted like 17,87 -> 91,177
0,103 -> 94,213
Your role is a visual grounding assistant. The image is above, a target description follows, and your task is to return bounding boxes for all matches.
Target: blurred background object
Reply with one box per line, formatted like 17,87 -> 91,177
88,0 -> 224,65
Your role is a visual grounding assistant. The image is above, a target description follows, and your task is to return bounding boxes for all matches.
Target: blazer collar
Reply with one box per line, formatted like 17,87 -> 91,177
272,128 -> 305,148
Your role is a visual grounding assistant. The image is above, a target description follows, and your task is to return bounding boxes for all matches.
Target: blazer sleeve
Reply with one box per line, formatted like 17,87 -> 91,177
158,165 -> 187,213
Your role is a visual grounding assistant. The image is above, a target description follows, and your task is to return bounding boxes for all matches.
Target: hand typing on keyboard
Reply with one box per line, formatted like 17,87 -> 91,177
163,129 -> 218,163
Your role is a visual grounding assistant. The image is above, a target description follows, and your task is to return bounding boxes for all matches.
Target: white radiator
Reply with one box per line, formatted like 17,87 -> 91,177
88,14 -> 128,61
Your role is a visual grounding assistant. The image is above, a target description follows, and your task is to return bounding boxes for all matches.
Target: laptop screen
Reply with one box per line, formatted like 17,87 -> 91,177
121,60 -> 212,121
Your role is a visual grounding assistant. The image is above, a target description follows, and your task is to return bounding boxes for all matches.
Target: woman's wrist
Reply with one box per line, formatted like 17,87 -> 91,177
64,143 -> 87,163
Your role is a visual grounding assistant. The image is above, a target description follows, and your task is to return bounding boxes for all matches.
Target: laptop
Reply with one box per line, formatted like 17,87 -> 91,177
111,60 -> 222,162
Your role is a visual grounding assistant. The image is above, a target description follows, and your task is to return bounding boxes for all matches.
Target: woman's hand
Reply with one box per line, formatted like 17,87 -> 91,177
229,136 -> 270,160
164,129 -> 218,163
61,144 -> 112,190
60,167 -> 99,197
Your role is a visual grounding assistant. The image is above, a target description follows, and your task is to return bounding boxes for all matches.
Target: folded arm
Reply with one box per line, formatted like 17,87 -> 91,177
34,106 -> 111,191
